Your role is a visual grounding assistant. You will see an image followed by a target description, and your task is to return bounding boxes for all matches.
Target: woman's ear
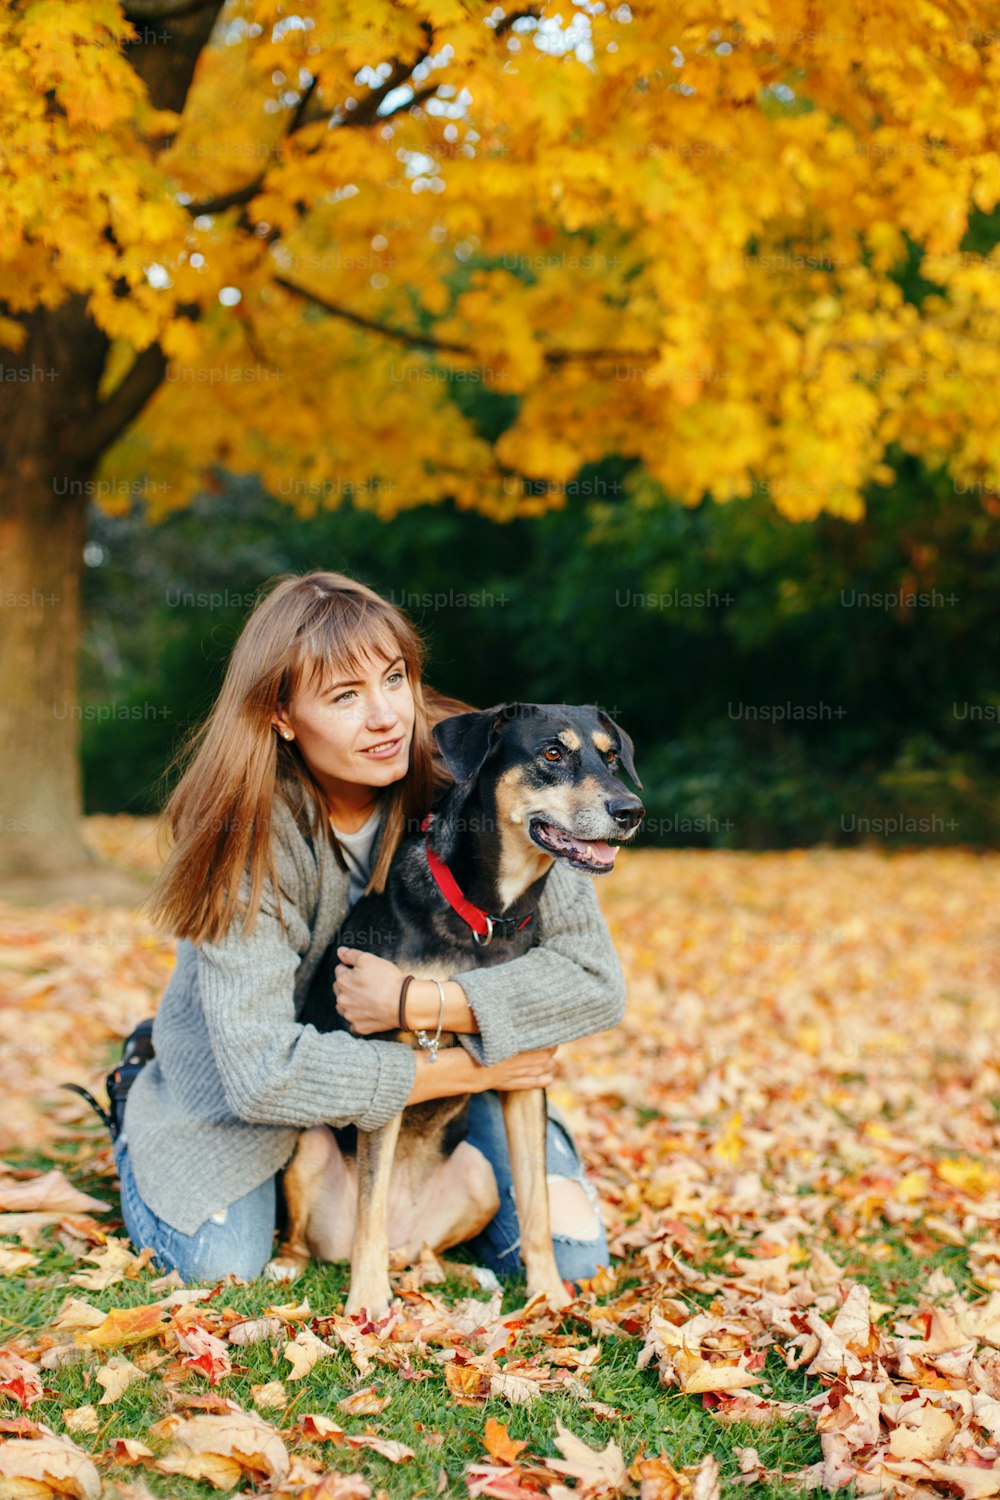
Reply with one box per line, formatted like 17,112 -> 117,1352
272,710 -> 293,741
433,706 -> 510,783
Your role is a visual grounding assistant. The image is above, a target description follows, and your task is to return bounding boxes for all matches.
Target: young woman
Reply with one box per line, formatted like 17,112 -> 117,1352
120,571 -> 626,1286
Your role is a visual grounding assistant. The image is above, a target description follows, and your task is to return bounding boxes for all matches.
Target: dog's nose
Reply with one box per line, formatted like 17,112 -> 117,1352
606,796 -> 644,832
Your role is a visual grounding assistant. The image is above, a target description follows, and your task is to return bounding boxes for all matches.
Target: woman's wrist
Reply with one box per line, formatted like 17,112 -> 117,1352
406,1043 -> 485,1104
405,978 -> 478,1034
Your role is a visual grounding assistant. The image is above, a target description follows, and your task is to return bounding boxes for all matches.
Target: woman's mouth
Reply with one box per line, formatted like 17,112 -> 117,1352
360,736 -> 404,760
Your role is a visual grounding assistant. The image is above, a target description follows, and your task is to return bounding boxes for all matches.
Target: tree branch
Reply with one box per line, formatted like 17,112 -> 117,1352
186,73 -> 323,216
334,21 -> 435,128
186,181 -> 268,217
273,276 -> 471,354
64,341 -> 168,464
185,27 -> 440,218
123,0 -> 223,114
125,0 -> 219,18
273,275 -> 654,365
494,8 -> 543,37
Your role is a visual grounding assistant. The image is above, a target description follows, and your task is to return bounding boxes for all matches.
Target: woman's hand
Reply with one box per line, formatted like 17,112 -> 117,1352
333,947 -> 404,1035
484,1046 -> 558,1093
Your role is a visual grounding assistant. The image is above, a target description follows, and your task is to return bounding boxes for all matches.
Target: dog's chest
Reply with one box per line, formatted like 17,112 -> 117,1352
300,830 -> 545,1034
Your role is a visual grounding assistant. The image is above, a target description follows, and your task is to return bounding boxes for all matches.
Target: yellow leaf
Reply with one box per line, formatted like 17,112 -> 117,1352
75,1303 -> 171,1349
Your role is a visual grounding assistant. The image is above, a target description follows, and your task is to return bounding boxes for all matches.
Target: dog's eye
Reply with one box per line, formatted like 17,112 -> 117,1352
543,746 -> 563,762
605,749 -> 618,766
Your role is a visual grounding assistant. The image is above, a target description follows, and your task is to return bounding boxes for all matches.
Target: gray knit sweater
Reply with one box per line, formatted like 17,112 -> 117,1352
123,795 -> 627,1234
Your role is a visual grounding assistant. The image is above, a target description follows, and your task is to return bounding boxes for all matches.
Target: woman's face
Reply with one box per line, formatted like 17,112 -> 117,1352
274,649 -> 416,802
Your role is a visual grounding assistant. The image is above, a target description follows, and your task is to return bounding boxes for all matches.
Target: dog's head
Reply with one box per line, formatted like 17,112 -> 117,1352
433,703 -> 644,876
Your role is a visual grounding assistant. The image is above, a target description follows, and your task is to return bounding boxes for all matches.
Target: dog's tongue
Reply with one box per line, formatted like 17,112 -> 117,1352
566,835 -> 618,866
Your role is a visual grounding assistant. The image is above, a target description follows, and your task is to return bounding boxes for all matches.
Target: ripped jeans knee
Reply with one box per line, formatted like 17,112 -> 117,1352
460,1090 -> 610,1284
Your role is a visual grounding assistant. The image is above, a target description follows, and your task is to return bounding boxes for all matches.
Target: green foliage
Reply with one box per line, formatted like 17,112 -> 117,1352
81,456 -> 1000,844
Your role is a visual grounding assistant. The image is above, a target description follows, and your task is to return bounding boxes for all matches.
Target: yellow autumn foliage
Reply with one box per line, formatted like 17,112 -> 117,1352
3,0 -> 1000,518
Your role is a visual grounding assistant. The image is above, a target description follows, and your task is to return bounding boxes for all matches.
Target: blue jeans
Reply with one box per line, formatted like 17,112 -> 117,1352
114,1134 -> 276,1284
113,1091 -> 607,1285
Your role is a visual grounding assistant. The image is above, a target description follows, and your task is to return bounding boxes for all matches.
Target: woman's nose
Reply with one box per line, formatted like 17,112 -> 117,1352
366,690 -> 399,729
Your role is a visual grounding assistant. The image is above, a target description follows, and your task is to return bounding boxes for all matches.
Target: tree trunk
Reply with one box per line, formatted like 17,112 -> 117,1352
0,473 -> 90,876
0,3 -> 224,881
0,297 -> 111,877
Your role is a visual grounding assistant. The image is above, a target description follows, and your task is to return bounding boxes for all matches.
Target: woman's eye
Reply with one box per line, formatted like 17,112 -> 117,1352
544,747 -> 562,762
333,690 -> 356,704
386,671 -> 403,685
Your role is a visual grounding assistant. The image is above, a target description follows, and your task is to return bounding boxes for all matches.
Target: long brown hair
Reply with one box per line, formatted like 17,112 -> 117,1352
144,571 -> 471,944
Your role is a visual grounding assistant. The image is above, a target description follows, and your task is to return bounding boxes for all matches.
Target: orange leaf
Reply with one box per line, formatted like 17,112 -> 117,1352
445,1363 -> 490,1403
336,1386 -> 389,1416
298,1413 -> 346,1444
482,1418 -> 528,1464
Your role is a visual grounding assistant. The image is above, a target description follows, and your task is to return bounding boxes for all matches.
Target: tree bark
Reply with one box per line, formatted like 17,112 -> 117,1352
0,299 -> 107,875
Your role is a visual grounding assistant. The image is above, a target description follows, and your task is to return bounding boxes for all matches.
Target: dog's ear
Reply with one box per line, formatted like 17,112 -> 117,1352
598,709 -> 642,789
433,705 -> 512,784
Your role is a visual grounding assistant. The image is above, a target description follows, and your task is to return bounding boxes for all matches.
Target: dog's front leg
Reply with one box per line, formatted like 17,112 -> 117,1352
345,1113 -> 403,1318
500,1088 -> 571,1309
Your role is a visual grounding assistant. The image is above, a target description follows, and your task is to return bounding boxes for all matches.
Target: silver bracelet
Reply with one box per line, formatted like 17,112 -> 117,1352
416,979 -> 446,1064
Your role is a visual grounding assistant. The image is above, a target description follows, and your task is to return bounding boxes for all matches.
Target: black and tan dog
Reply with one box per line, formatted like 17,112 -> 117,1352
268,702 -> 643,1315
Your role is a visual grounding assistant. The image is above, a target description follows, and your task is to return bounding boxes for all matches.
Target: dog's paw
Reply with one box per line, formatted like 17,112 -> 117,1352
528,1277 -> 573,1311
345,1284 -> 392,1319
264,1254 -> 306,1283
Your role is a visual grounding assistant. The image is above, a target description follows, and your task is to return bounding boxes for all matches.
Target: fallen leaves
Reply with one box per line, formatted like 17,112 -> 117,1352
469,1422 -> 703,1500
69,1239 -> 155,1290
335,1387 -> 389,1417
149,1404 -> 290,1489
284,1327 -> 338,1381
0,1170 -> 108,1215
176,1322 -> 233,1385
0,1352 -> 46,1409
0,891 -> 174,1155
94,1354 -> 146,1404
2,845 -> 1000,1497
482,1419 -> 528,1466
887,1401 -> 957,1460
74,1303 -> 171,1349
630,1454 -> 721,1500
548,1420 -> 629,1494
0,1427 -> 101,1498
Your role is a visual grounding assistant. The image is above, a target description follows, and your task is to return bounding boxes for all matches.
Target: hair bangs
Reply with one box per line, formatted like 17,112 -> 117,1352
285,592 -> 424,704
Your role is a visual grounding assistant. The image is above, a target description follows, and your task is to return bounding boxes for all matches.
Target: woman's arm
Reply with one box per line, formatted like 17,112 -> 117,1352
407,1042 -> 557,1104
198,868 -> 418,1132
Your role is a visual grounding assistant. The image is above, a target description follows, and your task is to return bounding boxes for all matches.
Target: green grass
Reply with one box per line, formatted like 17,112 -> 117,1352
0,1134 -> 982,1499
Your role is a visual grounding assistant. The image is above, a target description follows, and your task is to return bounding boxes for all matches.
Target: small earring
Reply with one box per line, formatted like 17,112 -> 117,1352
283,731 -> 293,741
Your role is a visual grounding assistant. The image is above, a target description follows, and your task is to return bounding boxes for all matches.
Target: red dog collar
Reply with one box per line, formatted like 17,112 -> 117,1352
421,813 -> 534,946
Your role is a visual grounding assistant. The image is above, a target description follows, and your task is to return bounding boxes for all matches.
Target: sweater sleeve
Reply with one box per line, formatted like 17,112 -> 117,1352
450,860 -> 626,1067
197,855 -> 416,1133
